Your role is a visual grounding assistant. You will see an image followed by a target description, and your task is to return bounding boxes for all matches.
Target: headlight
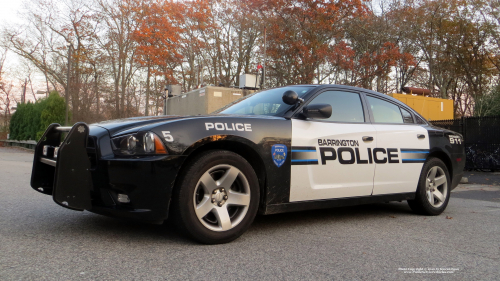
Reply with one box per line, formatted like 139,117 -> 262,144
127,135 -> 138,151
111,132 -> 167,156
144,132 -> 155,153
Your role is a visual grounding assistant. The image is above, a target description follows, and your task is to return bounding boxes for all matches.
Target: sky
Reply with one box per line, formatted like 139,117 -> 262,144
0,0 -> 23,67
0,0 -> 22,26
0,0 -> 43,106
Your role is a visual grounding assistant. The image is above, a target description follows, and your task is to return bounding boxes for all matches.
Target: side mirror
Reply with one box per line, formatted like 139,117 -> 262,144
303,104 -> 332,119
282,90 -> 299,105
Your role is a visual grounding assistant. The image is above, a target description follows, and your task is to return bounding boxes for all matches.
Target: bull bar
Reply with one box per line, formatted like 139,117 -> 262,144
31,122 -> 93,211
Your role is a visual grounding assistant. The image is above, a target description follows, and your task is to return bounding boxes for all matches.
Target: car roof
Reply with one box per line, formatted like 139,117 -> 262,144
297,84 -> 428,123
219,84 -> 428,123
306,84 -> 415,109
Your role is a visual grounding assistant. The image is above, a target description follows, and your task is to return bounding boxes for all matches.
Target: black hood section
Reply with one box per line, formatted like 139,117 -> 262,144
93,114 -> 286,137
93,115 -> 192,136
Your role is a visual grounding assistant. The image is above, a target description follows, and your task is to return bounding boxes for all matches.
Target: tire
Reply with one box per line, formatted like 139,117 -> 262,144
407,158 -> 451,216
171,150 -> 260,244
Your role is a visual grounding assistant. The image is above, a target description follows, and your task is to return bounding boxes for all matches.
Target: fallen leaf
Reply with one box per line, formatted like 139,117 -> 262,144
446,216 -> 453,219
389,215 -> 396,218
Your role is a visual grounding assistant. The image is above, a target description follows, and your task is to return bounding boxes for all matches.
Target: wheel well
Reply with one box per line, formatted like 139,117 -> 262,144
174,141 -> 267,209
428,151 -> 453,179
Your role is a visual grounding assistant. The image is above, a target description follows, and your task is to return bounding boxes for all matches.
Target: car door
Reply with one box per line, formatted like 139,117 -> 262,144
365,95 -> 430,195
289,90 -> 377,202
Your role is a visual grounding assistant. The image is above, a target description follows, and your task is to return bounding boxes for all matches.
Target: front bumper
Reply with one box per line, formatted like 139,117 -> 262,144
31,123 -> 186,222
450,153 -> 466,191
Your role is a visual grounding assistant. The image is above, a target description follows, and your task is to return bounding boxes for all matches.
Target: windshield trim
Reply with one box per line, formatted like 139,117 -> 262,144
219,86 -> 316,117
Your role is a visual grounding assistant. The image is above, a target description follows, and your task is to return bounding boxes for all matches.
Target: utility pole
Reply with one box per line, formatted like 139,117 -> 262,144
21,79 -> 26,104
65,44 -> 72,125
163,86 -> 169,116
263,26 -> 267,89
200,61 -> 204,86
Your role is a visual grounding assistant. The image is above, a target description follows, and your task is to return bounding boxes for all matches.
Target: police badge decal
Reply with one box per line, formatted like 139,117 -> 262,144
272,144 -> 287,167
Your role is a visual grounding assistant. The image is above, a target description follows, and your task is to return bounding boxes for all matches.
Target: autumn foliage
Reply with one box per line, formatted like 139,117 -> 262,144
1,0 -> 500,121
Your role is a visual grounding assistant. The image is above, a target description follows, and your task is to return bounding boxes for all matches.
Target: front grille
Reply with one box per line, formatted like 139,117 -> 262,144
87,136 -> 98,169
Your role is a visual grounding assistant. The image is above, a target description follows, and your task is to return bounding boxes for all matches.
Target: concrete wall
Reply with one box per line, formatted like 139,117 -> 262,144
166,86 -> 253,116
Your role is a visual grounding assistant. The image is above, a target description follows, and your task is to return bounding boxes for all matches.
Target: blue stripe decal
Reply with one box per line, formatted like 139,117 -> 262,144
292,150 -> 317,153
402,159 -> 426,161
401,151 -> 429,154
291,159 -> 318,162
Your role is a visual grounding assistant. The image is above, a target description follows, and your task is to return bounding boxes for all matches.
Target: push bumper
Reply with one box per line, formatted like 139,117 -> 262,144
31,123 -> 186,222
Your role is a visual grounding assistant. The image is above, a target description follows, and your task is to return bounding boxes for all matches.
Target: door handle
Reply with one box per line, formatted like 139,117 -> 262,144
417,134 -> 426,139
362,136 -> 374,142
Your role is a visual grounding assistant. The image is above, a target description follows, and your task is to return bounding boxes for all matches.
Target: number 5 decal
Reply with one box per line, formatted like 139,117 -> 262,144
162,131 -> 174,142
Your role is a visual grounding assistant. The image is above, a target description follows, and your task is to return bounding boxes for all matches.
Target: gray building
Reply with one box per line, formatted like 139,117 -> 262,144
166,86 -> 254,116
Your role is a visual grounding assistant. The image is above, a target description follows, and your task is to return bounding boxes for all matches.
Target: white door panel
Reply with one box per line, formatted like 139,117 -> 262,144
290,119 -> 376,202
372,125 -> 429,195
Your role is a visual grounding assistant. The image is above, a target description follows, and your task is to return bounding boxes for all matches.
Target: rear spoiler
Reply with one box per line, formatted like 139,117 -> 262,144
30,122 -> 93,211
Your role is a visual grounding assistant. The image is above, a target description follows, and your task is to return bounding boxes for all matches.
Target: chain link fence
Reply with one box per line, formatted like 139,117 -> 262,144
431,116 -> 500,171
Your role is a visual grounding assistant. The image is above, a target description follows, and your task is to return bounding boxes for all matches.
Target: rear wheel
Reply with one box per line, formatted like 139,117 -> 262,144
408,158 -> 450,215
172,150 -> 259,244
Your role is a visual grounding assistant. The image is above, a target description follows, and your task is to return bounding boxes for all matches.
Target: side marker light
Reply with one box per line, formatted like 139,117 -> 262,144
117,194 -> 130,203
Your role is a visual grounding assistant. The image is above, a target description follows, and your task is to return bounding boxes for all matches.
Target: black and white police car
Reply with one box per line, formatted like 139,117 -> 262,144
31,85 -> 465,244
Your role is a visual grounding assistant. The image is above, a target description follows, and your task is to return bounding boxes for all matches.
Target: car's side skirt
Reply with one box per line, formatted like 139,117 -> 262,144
264,192 -> 415,215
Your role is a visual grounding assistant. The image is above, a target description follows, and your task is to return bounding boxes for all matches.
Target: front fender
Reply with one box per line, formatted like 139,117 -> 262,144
140,116 -> 293,206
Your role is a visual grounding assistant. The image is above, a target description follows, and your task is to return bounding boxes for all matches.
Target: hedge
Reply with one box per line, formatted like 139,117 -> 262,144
9,92 -> 67,141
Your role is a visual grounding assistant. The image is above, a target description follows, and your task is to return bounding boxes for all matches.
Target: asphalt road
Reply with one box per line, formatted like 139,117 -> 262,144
1,147 -> 499,280
463,171 -> 500,186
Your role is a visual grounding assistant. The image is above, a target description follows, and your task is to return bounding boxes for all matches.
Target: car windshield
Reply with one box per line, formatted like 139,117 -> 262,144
220,86 -> 314,116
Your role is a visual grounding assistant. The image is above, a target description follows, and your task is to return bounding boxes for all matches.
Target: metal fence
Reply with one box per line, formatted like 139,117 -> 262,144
431,116 -> 500,171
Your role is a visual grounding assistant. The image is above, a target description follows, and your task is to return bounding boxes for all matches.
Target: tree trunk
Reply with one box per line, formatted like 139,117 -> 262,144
145,65 -> 150,116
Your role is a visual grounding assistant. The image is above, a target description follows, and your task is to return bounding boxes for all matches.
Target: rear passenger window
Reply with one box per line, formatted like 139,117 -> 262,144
400,108 -> 414,123
308,91 -> 365,123
366,96 -> 403,123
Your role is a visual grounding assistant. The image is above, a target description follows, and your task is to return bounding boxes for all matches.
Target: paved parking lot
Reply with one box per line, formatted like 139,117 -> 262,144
1,147 -> 499,280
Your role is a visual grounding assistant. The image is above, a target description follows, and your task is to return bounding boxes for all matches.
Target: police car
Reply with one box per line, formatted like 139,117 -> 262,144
31,85 -> 465,244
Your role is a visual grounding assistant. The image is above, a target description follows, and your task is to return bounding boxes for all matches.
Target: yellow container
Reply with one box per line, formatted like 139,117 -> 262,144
388,93 -> 454,121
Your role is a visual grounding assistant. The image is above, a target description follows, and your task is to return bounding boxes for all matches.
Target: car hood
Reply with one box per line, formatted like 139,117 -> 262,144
93,115 -> 193,136
92,114 -> 285,136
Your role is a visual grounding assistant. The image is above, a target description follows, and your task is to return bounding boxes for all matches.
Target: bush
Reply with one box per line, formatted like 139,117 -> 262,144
37,92 -> 66,140
9,92 -> 66,141
474,84 -> 500,117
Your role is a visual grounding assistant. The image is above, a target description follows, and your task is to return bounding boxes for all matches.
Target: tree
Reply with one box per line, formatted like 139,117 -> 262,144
253,0 -> 368,86
9,92 -> 66,140
132,0 -> 184,115
1,0 -> 498,122
37,92 -> 66,139
96,0 -> 141,119
473,84 -> 500,117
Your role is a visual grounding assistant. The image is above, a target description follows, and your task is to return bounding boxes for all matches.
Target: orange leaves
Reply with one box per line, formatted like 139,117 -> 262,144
258,0 -> 369,84
132,0 -> 186,78
359,42 -> 414,81
132,0 -> 212,81
328,41 -> 355,71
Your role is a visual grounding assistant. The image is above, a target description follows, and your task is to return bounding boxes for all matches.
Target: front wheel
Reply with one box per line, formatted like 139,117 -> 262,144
172,150 -> 260,244
408,158 -> 450,215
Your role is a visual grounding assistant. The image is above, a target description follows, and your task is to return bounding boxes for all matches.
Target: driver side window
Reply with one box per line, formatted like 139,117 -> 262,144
307,91 -> 365,123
